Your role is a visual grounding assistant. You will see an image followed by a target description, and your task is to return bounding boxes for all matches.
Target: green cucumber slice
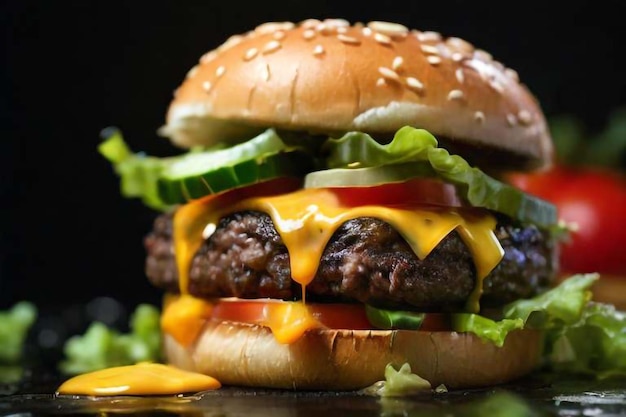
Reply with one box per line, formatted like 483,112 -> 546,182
158,150 -> 316,204
163,129 -> 287,179
304,162 -> 436,188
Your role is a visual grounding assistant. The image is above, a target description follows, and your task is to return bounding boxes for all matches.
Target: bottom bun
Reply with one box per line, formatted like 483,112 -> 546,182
163,319 -> 543,390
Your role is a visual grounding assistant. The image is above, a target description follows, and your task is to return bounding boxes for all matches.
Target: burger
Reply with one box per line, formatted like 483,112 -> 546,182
101,19 -> 560,390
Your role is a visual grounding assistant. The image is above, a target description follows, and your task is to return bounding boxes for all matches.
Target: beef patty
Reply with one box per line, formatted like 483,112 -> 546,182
145,210 -> 557,312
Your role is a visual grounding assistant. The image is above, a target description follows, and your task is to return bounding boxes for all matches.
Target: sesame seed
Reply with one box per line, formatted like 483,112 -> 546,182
376,77 -> 386,87
447,89 -> 465,101
303,29 -> 316,40
374,32 -> 392,46
186,65 -> 199,79
446,37 -> 474,53
474,49 -> 493,62
418,31 -> 442,42
316,22 -> 332,35
493,61 -> 505,72
215,65 -> 226,78
367,21 -> 409,36
392,56 -> 404,70
262,40 -> 282,54
202,81 -> 212,92
518,110 -> 533,125
273,30 -> 286,40
338,34 -> 361,45
455,68 -> 465,84
244,48 -> 258,61
262,64 -> 271,81
378,66 -> 400,81
490,80 -> 504,94
362,27 -> 372,37
427,55 -> 442,65
199,51 -> 217,64
507,114 -> 517,127
505,68 -> 519,82
420,44 -> 439,55
255,22 -> 294,34
300,19 -> 321,29
474,111 -> 485,124
324,18 -> 350,27
337,26 -> 348,34
451,52 -> 465,62
313,44 -> 325,56
219,35 -> 243,51
406,76 -> 424,92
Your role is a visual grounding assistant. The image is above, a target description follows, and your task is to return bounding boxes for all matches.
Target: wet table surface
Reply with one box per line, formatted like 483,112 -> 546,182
2,369 -> 626,417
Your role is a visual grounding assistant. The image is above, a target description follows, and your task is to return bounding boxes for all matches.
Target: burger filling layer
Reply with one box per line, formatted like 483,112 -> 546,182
145,209 -> 556,312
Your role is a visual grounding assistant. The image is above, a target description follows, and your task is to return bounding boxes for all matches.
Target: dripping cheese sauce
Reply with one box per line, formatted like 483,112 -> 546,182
57,181 -> 504,396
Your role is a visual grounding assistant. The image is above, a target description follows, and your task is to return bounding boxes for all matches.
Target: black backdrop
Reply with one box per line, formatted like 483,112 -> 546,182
3,0 -> 626,315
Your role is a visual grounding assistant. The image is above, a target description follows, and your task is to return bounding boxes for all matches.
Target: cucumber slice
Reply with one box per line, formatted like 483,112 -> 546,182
304,162 -> 435,188
158,150 -> 316,204
164,128 -> 287,179
304,163 -> 557,229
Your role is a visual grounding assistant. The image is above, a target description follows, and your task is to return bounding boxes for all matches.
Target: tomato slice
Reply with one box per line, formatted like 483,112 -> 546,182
211,300 -> 450,331
331,178 -> 464,208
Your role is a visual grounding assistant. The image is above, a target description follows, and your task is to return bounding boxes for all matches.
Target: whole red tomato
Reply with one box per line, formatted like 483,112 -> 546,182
508,165 -> 626,276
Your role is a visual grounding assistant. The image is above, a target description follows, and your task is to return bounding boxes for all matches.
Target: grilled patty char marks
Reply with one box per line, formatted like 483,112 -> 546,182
144,210 -> 556,312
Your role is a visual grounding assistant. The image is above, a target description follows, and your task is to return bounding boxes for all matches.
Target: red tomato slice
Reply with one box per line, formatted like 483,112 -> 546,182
211,300 -> 450,331
507,165 -> 626,275
331,178 -> 464,208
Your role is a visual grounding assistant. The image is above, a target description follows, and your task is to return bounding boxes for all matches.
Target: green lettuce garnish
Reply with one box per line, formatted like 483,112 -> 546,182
452,274 -> 626,376
364,363 -> 431,397
98,128 -> 173,211
365,305 -> 426,330
548,302 -> 626,377
324,126 -> 557,228
452,314 -> 524,348
59,304 -> 161,375
0,301 -> 37,364
503,273 -> 596,328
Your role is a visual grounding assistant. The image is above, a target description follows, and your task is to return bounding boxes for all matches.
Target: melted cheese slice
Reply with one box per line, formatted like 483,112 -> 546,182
258,301 -> 320,344
161,294 -> 213,346
164,187 -> 505,346
56,363 -> 220,396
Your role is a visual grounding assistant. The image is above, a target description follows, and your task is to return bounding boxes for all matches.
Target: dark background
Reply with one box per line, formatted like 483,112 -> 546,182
2,1 -> 626,317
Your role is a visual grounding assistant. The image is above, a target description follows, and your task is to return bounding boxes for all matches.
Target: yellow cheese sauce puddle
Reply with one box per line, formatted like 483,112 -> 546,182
56,363 -> 220,396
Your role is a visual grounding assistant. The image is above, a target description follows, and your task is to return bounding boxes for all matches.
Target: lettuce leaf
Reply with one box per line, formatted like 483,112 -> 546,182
452,274 -> 626,376
98,128 -> 174,211
452,314 -> 524,348
0,301 -> 37,364
365,305 -> 425,330
548,302 -> 626,377
324,126 -> 557,228
59,304 -> 161,375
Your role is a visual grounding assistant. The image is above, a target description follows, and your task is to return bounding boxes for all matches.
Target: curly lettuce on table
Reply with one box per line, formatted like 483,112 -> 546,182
0,301 -> 37,364
59,304 -> 162,375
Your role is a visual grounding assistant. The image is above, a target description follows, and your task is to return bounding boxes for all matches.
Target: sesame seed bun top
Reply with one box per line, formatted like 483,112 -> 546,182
161,19 -> 553,170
